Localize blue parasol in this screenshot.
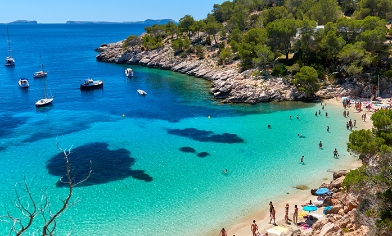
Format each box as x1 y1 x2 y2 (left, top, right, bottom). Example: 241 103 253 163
315 187 330 195
303 205 318 212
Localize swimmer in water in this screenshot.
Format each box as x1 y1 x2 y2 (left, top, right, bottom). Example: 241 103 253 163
268 124 271 129
319 141 323 148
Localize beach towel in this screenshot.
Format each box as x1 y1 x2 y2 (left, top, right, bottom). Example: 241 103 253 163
266 226 288 235
298 210 308 218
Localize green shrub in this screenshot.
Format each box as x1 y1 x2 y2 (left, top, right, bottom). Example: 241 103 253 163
271 63 288 76
342 166 368 191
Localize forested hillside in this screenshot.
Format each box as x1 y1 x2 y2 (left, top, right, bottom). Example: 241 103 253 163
123 0 392 97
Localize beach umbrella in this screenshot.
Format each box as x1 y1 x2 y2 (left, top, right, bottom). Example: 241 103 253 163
302 205 318 213
315 187 330 195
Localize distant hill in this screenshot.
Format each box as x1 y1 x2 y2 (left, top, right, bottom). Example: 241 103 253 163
7 20 38 24
66 19 176 25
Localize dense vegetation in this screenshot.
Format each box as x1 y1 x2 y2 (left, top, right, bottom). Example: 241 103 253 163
123 0 392 96
345 109 392 234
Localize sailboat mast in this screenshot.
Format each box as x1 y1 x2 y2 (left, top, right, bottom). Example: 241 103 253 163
6 28 12 57
40 54 45 72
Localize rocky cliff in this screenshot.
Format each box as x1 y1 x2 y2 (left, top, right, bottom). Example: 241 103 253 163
307 170 370 236
95 42 386 104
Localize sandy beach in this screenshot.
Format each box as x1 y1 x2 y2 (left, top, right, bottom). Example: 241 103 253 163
227 98 373 236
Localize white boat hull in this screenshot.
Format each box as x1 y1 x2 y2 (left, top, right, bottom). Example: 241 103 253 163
137 89 147 95
33 71 48 78
5 57 15 66
18 79 29 88
35 98 53 107
125 68 133 77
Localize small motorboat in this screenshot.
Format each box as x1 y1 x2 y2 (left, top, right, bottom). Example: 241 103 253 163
137 89 147 95
18 78 29 88
125 68 133 77
80 78 103 90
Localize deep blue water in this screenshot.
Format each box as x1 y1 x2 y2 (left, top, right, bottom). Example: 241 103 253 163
0 24 358 235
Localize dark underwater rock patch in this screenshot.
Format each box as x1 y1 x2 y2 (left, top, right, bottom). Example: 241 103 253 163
167 128 244 143
46 142 152 187
179 146 196 153
197 152 210 158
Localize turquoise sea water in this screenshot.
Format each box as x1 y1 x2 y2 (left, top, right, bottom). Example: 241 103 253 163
0 24 356 235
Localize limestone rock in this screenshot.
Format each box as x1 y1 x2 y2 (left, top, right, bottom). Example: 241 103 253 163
330 176 345 189
333 170 349 180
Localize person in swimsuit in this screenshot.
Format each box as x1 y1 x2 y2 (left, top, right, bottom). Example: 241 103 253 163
293 205 298 225
285 203 289 223
269 206 276 224
220 228 227 236
251 220 258 236
319 141 323 148
300 156 304 164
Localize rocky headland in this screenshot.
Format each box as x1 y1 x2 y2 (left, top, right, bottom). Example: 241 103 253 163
95 41 390 104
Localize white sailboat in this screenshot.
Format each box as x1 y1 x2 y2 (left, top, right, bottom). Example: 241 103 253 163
33 54 48 78
35 75 53 107
4 28 15 66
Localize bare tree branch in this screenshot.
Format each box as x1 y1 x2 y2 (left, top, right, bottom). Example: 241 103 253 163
1 141 91 235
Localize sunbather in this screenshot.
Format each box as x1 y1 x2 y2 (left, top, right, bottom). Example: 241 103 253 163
301 200 313 206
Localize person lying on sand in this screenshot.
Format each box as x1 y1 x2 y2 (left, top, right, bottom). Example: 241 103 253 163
301 200 313 206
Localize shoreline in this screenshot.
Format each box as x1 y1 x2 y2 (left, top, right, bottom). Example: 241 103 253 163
96 43 360 103
227 97 372 236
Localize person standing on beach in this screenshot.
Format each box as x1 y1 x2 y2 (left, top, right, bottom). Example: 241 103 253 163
354 120 356 127
285 204 289 223
293 205 298 225
251 220 258 236
269 206 276 225
220 228 227 236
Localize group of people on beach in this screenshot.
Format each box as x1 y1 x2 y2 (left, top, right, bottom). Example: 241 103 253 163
244 201 301 236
